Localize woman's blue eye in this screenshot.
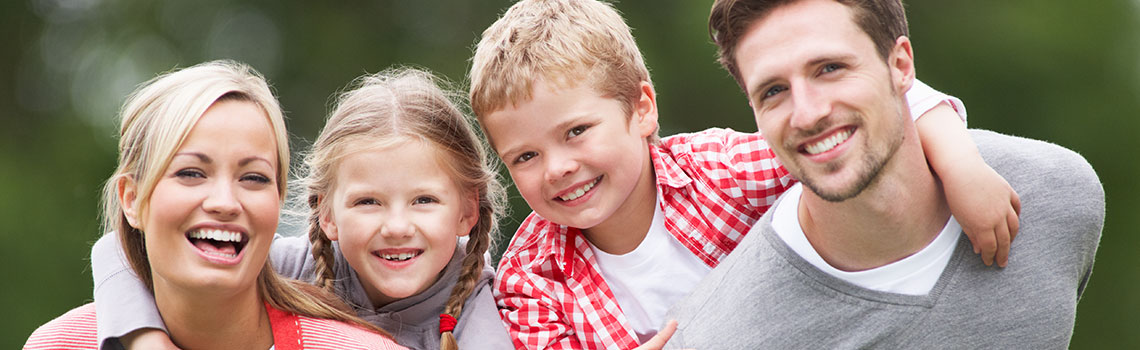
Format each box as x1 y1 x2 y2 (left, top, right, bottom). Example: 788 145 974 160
242 174 271 184
175 169 205 179
354 198 378 206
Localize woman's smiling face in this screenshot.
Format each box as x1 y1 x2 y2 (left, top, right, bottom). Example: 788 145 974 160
132 99 281 296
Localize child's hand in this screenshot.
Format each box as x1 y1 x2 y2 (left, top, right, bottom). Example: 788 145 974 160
120 328 180 350
943 158 1021 267
634 320 679 350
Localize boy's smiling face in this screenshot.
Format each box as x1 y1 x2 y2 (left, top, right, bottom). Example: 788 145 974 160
482 79 658 232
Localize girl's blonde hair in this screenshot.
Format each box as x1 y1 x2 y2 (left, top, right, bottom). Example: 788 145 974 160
299 67 506 350
100 60 390 338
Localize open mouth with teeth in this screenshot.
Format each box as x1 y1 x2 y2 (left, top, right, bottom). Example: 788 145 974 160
373 249 424 262
801 127 854 155
556 176 603 202
186 229 248 259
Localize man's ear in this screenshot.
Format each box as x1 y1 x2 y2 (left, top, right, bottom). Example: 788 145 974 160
888 36 916 94
117 175 142 230
633 81 660 139
317 196 339 241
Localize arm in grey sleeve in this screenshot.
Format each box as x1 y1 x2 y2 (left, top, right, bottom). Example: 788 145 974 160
91 232 165 350
268 234 319 282
456 271 514 349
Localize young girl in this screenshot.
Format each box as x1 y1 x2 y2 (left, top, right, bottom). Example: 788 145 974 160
89 68 513 350
27 60 401 350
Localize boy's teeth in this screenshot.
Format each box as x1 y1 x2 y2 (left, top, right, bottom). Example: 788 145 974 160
559 178 598 201
805 129 852 155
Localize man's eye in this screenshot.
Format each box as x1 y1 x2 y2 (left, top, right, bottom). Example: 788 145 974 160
764 85 787 99
822 63 843 74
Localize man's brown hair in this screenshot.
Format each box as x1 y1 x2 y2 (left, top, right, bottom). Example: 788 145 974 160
708 0 909 90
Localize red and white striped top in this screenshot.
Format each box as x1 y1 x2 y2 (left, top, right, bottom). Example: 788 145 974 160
24 303 406 350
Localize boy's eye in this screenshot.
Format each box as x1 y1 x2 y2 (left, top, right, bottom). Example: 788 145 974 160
567 125 589 138
413 196 439 205
515 151 537 164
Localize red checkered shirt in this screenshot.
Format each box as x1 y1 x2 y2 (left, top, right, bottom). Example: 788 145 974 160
494 128 794 350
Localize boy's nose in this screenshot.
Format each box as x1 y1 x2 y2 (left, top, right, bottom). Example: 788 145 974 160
203 181 241 219
544 152 579 184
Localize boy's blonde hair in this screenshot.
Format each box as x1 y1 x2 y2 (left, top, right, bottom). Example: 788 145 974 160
298 67 507 350
101 60 390 338
470 0 659 142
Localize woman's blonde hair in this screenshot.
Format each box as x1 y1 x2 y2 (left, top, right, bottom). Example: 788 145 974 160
298 67 507 350
100 60 390 338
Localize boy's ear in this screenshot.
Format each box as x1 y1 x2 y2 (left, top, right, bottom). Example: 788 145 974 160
457 194 479 238
317 196 339 241
633 81 659 138
117 175 142 230
888 36 916 94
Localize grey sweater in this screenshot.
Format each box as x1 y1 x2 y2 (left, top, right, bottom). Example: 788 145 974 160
665 129 1104 349
91 234 512 350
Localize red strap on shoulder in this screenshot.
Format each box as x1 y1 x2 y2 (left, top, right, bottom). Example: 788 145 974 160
267 302 303 350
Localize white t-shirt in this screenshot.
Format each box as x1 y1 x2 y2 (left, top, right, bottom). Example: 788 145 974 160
771 184 961 295
589 193 712 343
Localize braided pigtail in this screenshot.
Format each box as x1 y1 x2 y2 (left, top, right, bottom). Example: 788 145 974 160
307 194 338 291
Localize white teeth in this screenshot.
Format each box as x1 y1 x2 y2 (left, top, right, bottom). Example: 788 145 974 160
805 129 851 155
379 252 418 261
189 229 242 242
559 178 598 201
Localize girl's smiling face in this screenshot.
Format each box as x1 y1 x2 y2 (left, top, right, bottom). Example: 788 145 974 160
320 138 478 306
127 100 280 296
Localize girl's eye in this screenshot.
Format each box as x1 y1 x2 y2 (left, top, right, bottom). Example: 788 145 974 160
241 173 272 184
354 198 379 206
175 169 205 179
413 196 439 205
568 125 589 138
515 151 537 164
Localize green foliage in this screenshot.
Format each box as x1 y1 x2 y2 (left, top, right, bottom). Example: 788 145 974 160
3 0 1135 348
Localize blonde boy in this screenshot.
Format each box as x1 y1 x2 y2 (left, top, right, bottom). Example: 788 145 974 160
469 0 1019 348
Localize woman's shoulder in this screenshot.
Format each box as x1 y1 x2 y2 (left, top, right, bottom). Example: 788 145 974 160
24 303 100 350
294 315 406 350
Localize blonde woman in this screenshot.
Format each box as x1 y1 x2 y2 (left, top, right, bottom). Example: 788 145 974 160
25 60 404 350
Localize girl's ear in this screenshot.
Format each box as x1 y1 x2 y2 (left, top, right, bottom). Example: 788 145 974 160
317 196 339 241
456 194 479 238
117 175 142 230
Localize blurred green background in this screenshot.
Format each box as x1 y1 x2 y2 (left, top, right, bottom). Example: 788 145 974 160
3 0 1135 347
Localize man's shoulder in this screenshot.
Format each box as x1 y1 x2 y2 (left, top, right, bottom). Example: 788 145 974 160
972 129 1100 194
24 303 99 350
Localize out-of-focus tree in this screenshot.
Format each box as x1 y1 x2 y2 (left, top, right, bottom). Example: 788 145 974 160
3 0 1135 348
